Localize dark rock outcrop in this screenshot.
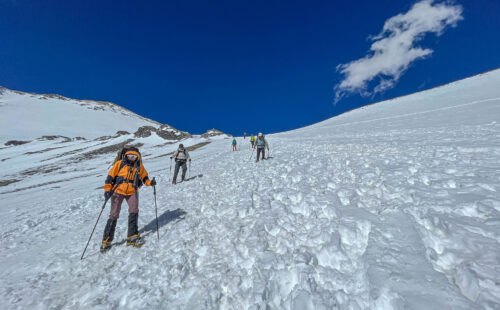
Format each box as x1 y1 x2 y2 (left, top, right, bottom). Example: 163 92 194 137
5 140 31 146
134 126 157 138
201 129 229 138
156 124 192 140
37 135 72 142
95 135 113 141
0 179 20 187
115 131 130 137
94 131 131 141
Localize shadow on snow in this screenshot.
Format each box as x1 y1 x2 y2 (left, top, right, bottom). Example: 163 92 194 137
184 174 203 182
140 208 187 234
107 208 187 248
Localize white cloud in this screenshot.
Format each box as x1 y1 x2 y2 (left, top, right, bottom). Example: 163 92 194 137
334 0 463 103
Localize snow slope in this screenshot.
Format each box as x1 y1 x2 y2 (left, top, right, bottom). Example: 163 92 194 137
0 87 160 142
1 69 500 309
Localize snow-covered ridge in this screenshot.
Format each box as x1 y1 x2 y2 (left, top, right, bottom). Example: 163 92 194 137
0 85 155 119
0 86 162 143
283 68 500 135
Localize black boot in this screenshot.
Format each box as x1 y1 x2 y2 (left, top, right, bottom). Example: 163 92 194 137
126 213 142 247
101 219 117 252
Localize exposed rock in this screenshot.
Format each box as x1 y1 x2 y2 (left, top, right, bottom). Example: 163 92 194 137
73 137 86 141
37 135 72 142
41 147 88 162
131 143 144 149
186 141 211 151
94 135 113 141
21 164 61 176
0 86 23 96
156 124 192 140
94 131 131 141
0 179 20 187
46 94 69 100
201 128 230 138
24 146 66 155
154 141 176 148
134 126 157 138
73 139 136 162
115 131 130 137
5 140 31 146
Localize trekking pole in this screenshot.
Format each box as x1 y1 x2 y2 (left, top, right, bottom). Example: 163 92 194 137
153 179 159 241
188 160 191 179
169 158 172 181
248 147 255 162
80 186 116 260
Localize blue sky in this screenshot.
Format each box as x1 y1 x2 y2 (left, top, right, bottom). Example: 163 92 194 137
1 0 499 135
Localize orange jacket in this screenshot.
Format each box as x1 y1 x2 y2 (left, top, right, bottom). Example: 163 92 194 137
104 150 152 196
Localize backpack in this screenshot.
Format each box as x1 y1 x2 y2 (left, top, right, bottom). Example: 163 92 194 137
256 137 266 148
175 149 187 160
114 146 141 164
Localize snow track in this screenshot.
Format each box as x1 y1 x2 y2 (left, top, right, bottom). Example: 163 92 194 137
1 70 500 309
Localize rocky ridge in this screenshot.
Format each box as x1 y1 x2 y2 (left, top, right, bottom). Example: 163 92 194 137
201 128 230 138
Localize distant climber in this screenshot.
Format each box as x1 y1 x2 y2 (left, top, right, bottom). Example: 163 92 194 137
232 138 237 151
170 144 191 184
101 146 156 252
250 134 256 148
255 133 269 162
244 132 247 139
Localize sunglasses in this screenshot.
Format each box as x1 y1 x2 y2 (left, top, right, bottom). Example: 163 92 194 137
126 155 138 160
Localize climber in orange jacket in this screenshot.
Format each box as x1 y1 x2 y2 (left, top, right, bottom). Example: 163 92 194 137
101 147 156 252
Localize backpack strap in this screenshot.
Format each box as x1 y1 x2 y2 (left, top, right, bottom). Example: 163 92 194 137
118 159 141 178
175 149 186 159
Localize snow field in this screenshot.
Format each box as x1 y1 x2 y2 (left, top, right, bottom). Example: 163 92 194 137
1 69 500 309
7 128 493 309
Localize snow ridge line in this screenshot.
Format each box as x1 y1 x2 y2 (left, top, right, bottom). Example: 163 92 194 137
313 97 500 129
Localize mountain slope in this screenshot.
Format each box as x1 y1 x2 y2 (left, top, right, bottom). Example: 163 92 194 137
0 86 160 142
1 69 500 309
289 69 500 135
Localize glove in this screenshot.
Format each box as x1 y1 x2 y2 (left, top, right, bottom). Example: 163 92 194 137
104 191 113 200
189 159 192 162
150 178 156 186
